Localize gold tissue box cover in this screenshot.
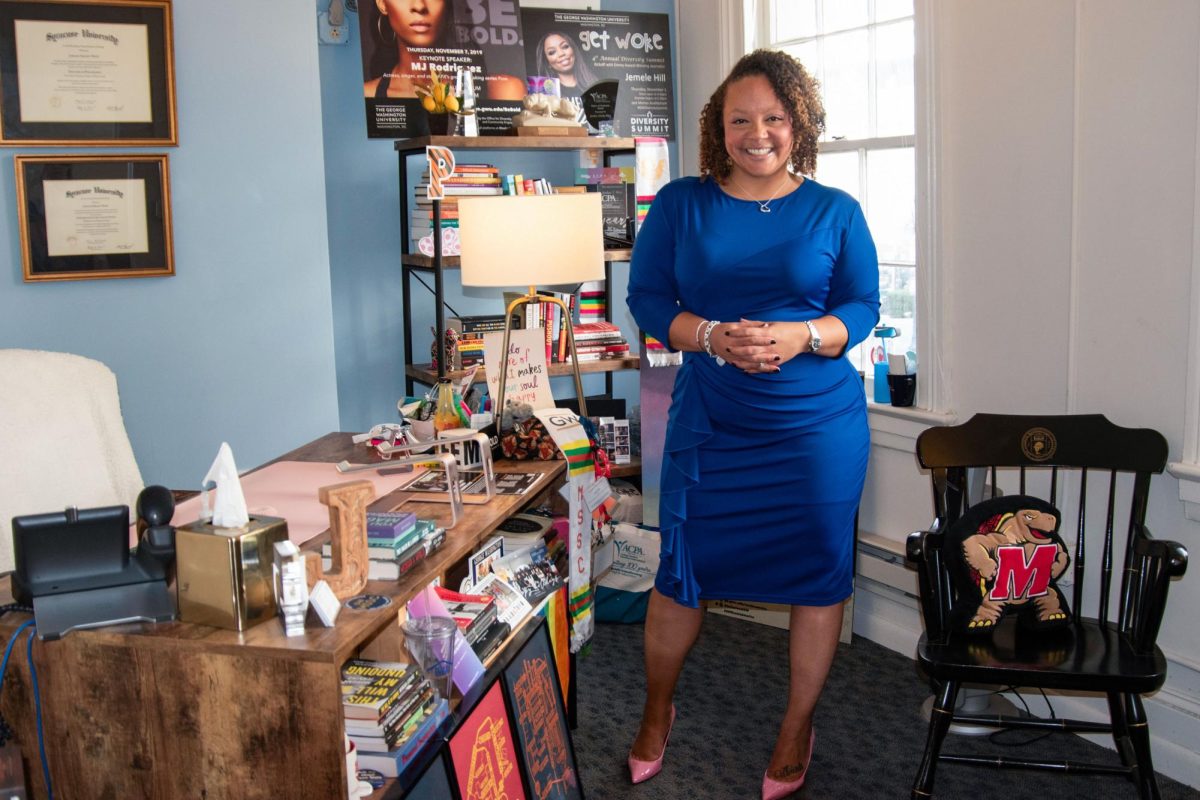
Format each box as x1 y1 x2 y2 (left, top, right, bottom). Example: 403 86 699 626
175 515 289 631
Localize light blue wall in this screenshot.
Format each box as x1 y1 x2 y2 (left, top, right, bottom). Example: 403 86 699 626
319 0 676 431
0 0 340 488
0 0 676 491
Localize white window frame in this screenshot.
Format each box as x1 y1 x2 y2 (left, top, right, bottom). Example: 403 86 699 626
1166 52 1200 519
743 0 949 419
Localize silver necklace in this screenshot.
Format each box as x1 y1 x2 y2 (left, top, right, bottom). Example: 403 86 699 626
727 172 793 213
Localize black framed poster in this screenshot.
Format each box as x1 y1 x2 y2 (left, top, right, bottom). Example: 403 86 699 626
501 619 582 800
358 0 527 139
521 8 674 139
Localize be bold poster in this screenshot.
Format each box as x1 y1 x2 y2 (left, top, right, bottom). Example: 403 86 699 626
358 0 527 138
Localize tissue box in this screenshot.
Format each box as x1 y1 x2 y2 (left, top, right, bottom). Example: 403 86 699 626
175 515 289 631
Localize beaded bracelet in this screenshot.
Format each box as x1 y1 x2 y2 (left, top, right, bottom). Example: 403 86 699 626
694 318 709 350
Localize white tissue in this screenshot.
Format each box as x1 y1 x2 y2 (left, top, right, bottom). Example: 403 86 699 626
202 441 250 528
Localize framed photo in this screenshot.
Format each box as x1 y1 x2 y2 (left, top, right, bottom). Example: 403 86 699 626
15 153 173 282
447 679 528 800
502 619 582 800
0 0 177 145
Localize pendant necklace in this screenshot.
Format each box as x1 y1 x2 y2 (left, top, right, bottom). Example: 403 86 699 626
727 172 794 214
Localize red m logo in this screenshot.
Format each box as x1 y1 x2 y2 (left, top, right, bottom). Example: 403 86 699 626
989 544 1058 601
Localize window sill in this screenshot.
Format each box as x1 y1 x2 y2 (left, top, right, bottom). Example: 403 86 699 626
865 397 956 452
1166 462 1200 522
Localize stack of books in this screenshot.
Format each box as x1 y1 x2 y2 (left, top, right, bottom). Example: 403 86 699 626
433 585 497 646
447 314 510 369
342 659 450 778
321 515 444 580
411 163 502 251
569 320 630 363
578 280 606 322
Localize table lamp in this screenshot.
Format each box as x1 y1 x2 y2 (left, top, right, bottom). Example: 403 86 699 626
457 192 605 426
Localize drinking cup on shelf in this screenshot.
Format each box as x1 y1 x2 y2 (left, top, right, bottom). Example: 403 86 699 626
402 616 457 700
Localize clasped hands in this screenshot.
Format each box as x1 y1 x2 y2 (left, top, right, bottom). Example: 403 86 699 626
714 318 804 374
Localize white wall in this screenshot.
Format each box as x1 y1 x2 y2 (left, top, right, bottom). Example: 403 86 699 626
680 0 1200 788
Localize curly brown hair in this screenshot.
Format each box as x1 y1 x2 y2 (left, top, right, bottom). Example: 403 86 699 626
698 50 825 182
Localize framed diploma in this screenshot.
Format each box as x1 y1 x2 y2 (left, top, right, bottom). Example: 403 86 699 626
0 0 176 145
15 153 173 281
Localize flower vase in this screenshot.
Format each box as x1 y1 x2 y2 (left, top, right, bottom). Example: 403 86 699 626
426 112 451 136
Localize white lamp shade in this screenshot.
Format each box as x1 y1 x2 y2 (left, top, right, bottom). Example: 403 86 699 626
457 193 606 287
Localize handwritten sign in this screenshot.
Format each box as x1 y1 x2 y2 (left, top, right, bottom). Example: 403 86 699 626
483 327 554 415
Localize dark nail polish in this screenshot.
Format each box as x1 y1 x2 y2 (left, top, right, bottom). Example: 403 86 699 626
770 339 777 344
774 356 781 361
724 331 730 336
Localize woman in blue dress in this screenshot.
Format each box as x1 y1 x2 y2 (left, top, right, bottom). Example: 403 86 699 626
625 50 880 799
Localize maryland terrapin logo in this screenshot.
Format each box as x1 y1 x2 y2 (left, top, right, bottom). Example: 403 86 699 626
1021 427 1057 461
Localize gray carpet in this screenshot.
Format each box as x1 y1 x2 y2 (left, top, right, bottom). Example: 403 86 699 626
573 613 1200 799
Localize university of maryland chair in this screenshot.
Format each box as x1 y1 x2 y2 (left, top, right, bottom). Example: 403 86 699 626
0 349 144 573
905 413 1187 799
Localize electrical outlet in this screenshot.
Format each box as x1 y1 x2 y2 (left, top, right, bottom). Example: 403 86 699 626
317 11 349 45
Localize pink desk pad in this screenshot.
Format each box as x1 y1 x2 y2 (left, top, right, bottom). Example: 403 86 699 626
167 461 425 546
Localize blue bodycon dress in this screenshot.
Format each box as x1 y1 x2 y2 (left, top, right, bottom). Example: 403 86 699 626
626 176 880 609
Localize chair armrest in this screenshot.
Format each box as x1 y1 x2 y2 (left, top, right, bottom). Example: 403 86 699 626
905 529 941 564
1135 529 1188 579
906 529 952 643
1126 525 1189 652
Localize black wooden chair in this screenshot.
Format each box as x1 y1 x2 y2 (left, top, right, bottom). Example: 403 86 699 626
905 413 1188 799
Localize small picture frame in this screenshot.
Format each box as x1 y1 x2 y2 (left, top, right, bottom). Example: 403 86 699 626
0 0 177 145
15 153 173 282
501 619 582 800
447 679 528 800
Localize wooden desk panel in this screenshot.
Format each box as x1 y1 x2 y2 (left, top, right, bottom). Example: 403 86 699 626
0 432 565 800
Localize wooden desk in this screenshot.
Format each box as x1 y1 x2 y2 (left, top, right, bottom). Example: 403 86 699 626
0 432 565 800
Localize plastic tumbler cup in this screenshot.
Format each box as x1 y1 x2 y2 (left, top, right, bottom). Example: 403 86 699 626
402 616 457 700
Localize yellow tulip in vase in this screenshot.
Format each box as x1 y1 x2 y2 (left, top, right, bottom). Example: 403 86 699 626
416 67 467 136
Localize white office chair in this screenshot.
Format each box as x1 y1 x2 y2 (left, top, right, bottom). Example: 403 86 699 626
0 349 144 574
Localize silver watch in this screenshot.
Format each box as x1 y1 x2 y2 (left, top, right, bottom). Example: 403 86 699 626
804 320 822 353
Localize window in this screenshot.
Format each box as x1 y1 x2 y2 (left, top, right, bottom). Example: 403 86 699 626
754 0 917 386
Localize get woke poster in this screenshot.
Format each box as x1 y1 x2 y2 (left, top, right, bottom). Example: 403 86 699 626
521 7 675 139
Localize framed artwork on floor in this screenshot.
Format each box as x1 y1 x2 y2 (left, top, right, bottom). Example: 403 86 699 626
15 153 174 282
502 619 582 800
0 0 177 145
447 679 528 800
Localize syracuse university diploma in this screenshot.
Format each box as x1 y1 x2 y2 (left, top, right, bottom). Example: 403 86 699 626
43 178 148 258
13 19 151 123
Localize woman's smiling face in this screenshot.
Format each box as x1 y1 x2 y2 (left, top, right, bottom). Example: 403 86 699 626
543 34 576 75
722 74 794 183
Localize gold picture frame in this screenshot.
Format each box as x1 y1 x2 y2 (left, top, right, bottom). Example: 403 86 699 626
0 0 177 146
15 153 174 282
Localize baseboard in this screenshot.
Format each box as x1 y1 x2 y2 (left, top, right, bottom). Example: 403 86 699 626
851 577 921 657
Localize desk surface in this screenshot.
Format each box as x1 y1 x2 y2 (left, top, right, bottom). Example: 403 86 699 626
1 431 566 666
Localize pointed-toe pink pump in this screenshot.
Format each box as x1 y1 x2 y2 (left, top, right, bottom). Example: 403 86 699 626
627 706 676 785
761 728 814 800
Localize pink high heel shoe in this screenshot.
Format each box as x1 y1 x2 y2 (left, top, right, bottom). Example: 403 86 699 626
761 728 815 800
627 706 676 785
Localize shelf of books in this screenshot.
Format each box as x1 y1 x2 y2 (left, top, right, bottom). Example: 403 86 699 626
406 356 639 387
399 248 633 271
395 134 635 153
